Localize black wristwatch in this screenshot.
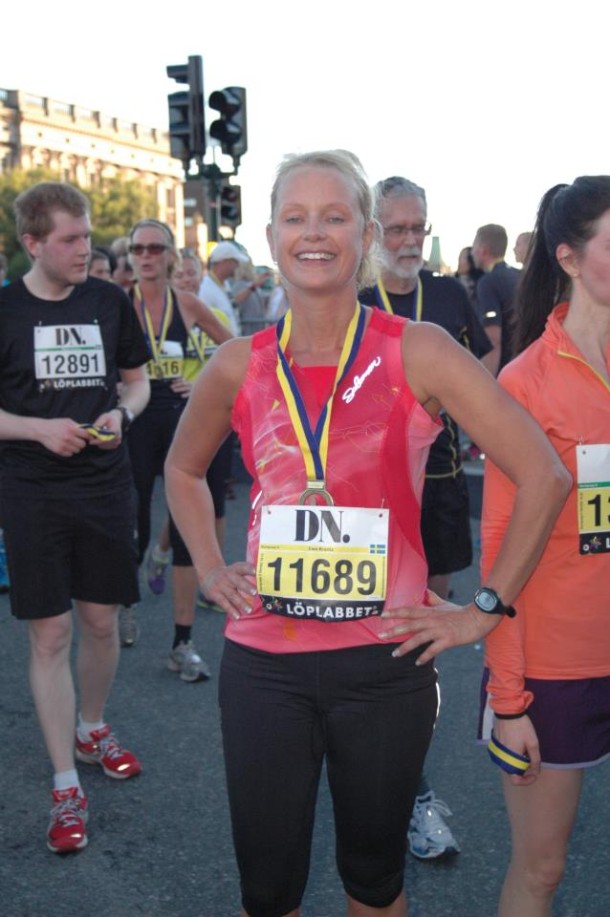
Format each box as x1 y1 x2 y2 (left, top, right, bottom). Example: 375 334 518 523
116 405 135 434
473 587 516 618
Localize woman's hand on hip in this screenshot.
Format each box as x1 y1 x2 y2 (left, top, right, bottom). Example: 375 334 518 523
379 589 501 665
201 562 257 619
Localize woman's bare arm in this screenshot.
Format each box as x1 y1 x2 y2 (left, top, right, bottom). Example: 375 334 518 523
379 322 571 663
165 338 255 617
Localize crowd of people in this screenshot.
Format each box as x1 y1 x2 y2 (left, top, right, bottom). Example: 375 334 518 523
0 154 608 917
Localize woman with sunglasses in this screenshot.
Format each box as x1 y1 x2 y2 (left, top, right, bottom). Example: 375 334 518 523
165 151 569 916
146 249 233 597
123 219 231 682
480 177 610 916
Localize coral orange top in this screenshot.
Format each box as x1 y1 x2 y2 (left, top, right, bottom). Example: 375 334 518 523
482 303 610 714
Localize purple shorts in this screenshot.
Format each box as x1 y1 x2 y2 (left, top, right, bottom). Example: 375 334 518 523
478 668 610 769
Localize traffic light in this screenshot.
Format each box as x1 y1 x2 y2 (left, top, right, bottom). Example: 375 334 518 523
166 55 205 166
219 181 242 229
208 87 248 165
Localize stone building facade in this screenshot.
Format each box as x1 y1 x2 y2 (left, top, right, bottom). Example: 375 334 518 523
0 87 185 243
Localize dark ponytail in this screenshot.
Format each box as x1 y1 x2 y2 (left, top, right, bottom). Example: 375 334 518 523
513 185 568 354
514 176 610 355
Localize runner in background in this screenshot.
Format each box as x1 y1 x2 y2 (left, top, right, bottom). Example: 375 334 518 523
121 220 231 682
146 248 232 605
480 176 610 917
0 182 150 853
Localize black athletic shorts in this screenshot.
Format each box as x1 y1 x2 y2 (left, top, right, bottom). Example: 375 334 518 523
1 484 139 620
219 639 439 917
420 471 472 576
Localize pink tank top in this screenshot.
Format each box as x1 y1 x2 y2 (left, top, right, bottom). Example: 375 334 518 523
228 308 440 652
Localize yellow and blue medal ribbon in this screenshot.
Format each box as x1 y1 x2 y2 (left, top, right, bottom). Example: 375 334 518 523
487 730 531 776
79 423 116 442
374 276 423 321
135 283 173 364
275 303 366 492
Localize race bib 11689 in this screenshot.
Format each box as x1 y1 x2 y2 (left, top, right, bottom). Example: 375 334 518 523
257 504 389 622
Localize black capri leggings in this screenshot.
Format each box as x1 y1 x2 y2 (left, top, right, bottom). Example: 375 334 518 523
219 639 439 917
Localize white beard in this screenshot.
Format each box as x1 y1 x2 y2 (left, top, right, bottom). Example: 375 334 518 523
380 247 424 282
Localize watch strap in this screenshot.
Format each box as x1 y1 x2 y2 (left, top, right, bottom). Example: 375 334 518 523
117 405 134 432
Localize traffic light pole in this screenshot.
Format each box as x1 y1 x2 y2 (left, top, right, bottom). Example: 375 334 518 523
166 55 205 171
166 58 247 243
201 163 223 243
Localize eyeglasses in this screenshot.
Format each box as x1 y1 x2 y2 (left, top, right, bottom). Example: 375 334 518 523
129 243 169 256
383 223 431 240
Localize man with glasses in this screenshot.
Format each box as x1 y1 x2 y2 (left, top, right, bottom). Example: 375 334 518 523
0 182 150 853
360 176 492 860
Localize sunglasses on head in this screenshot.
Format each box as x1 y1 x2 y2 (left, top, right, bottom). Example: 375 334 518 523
129 243 169 256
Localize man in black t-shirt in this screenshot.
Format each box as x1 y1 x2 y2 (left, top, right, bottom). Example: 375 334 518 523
361 176 492 861
0 183 150 854
472 223 521 373
362 177 492 599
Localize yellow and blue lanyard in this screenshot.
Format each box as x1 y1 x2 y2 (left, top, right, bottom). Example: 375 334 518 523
275 303 365 489
374 276 423 321
135 283 173 363
375 275 463 478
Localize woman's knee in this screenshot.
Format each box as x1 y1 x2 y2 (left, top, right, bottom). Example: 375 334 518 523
518 850 567 899
341 868 404 912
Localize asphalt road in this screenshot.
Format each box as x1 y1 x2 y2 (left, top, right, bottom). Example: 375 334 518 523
1 467 608 917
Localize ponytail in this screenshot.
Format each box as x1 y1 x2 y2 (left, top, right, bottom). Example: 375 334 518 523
514 176 610 354
513 185 569 354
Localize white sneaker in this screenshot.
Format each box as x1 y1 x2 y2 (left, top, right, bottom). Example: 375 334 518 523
407 790 460 860
168 641 211 682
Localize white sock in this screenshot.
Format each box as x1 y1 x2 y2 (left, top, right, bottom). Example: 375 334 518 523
77 715 105 742
53 769 81 793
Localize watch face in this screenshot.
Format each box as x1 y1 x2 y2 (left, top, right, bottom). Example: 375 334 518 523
476 589 498 613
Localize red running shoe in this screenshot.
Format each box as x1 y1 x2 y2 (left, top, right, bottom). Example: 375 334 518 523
47 787 88 854
75 724 142 780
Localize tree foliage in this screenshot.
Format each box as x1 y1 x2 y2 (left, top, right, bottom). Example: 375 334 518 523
0 168 58 276
88 176 157 247
0 169 158 279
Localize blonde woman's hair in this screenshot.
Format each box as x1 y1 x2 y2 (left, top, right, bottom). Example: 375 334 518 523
177 247 204 278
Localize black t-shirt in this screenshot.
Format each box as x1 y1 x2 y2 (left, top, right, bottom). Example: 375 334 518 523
360 270 492 476
0 277 149 493
476 261 520 370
